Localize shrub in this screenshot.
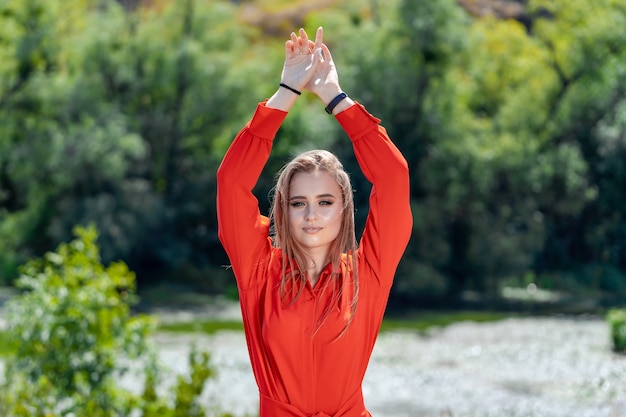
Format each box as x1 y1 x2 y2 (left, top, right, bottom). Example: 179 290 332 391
607 308 626 353
0 225 227 417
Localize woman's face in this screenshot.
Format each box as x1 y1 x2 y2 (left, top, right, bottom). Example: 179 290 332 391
288 170 343 256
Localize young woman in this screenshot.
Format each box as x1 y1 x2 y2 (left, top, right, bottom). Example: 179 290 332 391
217 27 412 417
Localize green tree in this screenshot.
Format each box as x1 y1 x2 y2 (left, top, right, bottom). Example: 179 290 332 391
439 15 595 296
0 0 146 284
528 0 626 290
0 0 264 291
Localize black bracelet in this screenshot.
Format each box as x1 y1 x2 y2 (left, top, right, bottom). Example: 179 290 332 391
325 92 348 114
279 82 301 95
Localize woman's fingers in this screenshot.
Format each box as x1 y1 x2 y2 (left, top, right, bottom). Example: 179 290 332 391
285 40 294 58
285 28 324 57
314 27 323 52
295 28 321 56
321 43 332 62
299 28 310 54
290 32 298 56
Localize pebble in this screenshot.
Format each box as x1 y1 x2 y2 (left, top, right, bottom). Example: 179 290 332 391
135 317 626 417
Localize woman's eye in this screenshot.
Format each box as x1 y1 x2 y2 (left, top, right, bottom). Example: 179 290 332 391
320 200 333 206
290 201 305 207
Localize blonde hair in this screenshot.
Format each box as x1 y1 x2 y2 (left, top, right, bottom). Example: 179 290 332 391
269 150 358 335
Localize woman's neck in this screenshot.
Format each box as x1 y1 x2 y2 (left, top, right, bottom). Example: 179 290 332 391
305 251 330 287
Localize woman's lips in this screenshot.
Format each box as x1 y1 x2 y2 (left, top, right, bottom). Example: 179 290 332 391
303 227 322 233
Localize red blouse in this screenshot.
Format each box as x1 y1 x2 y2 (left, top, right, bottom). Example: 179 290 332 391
217 101 412 417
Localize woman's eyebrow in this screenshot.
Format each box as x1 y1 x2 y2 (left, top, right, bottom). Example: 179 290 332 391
289 193 336 201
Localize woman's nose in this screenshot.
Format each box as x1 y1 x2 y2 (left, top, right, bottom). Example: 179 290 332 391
304 204 318 221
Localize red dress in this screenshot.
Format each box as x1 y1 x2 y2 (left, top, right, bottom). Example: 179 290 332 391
217 101 412 417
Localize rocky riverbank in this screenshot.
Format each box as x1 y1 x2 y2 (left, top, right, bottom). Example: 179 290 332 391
146 315 626 417
2 286 625 416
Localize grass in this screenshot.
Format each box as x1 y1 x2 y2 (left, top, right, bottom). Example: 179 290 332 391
380 311 512 333
158 310 511 335
158 320 244 334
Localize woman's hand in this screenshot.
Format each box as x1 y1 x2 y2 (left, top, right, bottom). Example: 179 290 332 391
280 28 323 92
304 28 341 101
303 28 353 113
269 27 353 113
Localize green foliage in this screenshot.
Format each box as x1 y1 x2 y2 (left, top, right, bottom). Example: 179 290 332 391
525 0 626 274
140 346 221 417
0 0 262 290
1 0 626 305
0 330 9 356
0 225 226 417
0 0 150 279
395 0 625 298
3 225 153 400
607 308 626 353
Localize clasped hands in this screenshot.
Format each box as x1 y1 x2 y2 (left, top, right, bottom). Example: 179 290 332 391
280 27 342 102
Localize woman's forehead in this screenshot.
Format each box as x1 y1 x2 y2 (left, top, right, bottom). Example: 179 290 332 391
289 170 340 196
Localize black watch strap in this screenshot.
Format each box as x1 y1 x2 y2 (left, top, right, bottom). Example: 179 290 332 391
325 92 348 114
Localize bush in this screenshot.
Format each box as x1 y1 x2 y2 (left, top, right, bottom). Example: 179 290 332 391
607 308 626 353
0 225 229 417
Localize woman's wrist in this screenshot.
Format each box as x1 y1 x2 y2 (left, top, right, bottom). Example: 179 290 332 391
317 87 343 106
320 89 354 115
279 82 302 96
266 86 299 112
328 95 354 115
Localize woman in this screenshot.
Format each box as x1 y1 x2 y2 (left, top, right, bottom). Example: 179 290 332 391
217 27 412 417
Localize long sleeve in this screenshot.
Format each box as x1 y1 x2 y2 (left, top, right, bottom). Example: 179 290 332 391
216 102 288 289
336 102 412 288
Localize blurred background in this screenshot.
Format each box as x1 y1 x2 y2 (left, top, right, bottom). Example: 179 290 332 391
1 0 626 313
1 0 626 415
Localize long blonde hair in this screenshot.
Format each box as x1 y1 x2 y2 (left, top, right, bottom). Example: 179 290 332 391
269 150 358 335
